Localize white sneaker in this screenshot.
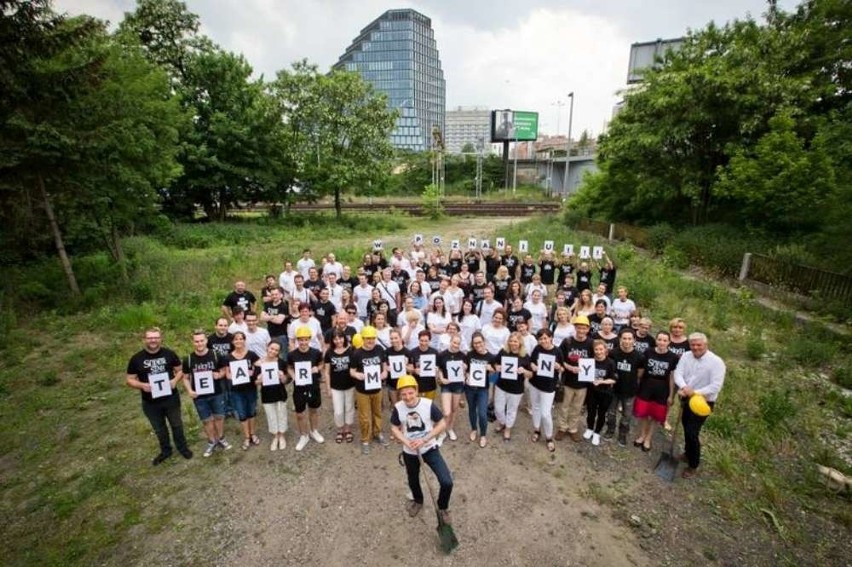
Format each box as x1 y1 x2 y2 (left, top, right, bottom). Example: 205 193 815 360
583 429 594 440
218 438 232 450
592 433 601 446
448 429 458 441
270 438 278 451
295 435 309 452
277 436 287 450
310 429 325 444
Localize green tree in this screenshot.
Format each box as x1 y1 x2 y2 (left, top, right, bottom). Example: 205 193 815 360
271 61 397 217
460 142 476 153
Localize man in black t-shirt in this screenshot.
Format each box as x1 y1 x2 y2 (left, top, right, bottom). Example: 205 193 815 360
183 330 230 457
222 281 256 320
312 288 337 333
501 245 520 280
605 328 646 446
261 288 290 359
349 326 389 454
556 316 595 442
208 317 235 417
125 327 192 465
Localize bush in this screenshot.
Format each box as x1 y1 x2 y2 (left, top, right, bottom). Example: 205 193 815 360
420 184 445 220
669 224 765 278
662 244 690 270
759 389 796 431
647 223 676 255
832 365 852 390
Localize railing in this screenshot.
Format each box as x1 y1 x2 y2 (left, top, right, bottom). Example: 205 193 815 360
575 218 610 239
612 222 650 248
746 253 852 302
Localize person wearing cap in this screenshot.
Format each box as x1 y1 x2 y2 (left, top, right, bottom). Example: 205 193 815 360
674 332 726 478
390 375 454 523
288 326 326 451
349 325 389 454
556 315 595 442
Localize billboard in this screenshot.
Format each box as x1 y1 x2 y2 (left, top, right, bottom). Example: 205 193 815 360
491 110 539 142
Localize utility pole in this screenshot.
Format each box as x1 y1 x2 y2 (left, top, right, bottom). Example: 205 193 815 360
564 92 574 195
475 136 484 199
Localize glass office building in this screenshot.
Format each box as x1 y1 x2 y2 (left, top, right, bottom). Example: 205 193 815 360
335 9 445 152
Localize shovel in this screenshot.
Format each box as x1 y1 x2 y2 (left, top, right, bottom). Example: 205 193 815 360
654 401 683 482
418 449 459 554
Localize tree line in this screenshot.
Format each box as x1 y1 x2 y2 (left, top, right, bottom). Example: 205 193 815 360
569 0 851 271
0 0 398 293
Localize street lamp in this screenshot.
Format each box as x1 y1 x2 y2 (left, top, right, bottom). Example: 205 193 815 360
564 92 574 195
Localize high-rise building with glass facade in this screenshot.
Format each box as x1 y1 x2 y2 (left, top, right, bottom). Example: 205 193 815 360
334 9 445 152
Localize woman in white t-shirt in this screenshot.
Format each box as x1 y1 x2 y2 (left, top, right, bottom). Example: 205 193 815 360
551 306 576 348
425 296 452 350
524 289 548 334
457 298 481 354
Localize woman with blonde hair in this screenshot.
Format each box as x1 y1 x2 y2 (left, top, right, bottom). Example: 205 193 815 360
551 306 575 348
494 332 532 441
572 288 595 318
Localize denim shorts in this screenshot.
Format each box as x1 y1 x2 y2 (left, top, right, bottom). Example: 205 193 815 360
194 393 226 421
231 389 258 421
442 382 464 395
487 371 500 386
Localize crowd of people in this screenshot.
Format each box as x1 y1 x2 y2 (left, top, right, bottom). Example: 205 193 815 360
126 240 725 485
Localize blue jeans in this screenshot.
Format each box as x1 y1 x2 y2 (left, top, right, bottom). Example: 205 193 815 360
231 389 258 421
465 386 489 436
193 393 225 421
141 395 188 455
403 447 453 510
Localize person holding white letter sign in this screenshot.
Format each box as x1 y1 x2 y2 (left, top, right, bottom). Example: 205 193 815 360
126 327 192 465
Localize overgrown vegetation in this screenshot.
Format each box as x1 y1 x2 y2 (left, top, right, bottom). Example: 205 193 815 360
569 0 852 273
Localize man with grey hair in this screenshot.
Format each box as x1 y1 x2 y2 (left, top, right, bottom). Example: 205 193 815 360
673 332 726 479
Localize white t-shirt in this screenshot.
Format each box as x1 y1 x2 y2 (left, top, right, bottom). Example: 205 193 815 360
477 299 500 327
401 323 425 350
426 311 452 350
246 327 271 358
611 298 636 325
552 323 576 348
524 300 548 333
352 284 374 318
278 270 298 295
287 318 323 350
322 261 343 279
458 314 481 353
375 280 400 310
481 324 510 356
296 258 315 279
228 321 248 336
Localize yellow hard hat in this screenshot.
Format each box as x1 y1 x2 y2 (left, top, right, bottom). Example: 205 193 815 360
295 326 312 339
351 333 364 348
689 393 712 417
361 325 378 339
397 375 418 391
572 315 590 327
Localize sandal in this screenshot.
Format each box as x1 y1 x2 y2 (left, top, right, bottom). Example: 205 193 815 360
479 436 487 448
250 434 261 446
531 430 541 443
494 423 505 433
503 430 511 442
241 438 251 451
469 430 477 442
335 432 344 444
344 431 354 443
547 439 556 453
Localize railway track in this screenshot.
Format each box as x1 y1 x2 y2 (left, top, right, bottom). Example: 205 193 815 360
278 201 560 216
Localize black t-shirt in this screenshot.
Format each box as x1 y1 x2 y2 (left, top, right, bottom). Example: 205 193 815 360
496 350 531 395
223 290 256 313
391 270 410 294
609 348 645 398
288 347 323 388
469 283 489 304
386 346 410 388
599 266 617 292
435 262 450 278
409 346 440 393
323 326 357 348
492 278 510 303
256 358 288 403
225 350 260 393
349 346 388 394
207 333 233 360
303 278 326 301
324 347 354 390
263 300 290 338
639 349 679 404
507 307 531 332
312 300 336 332
465 350 495 390
339 276 358 293
561 286 579 308
182 350 226 398
561 336 595 389
529 345 564 393
484 256 502 279
634 334 655 355
501 254 519 274
596 332 618 352
426 275 442 292
588 313 605 336
668 340 689 359
126 347 181 403
539 260 556 285
592 357 617 393
576 270 593 292
557 262 574 285
437 349 466 385
362 263 378 281
519 263 536 284
464 253 480 273
448 257 463 275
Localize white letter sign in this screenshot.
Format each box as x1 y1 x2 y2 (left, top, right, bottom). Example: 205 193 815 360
563 244 574 256
579 246 591 259
194 370 214 396
481 239 490 250
419 354 436 378
519 240 528 253
432 235 441 246
537 353 555 378
468 238 477 250
501 356 518 381
543 240 554 252
149 372 172 399
468 361 487 388
413 234 423 245
388 355 407 379
496 237 506 250
229 359 250 386
445 360 464 383
294 360 312 386
373 239 383 251
578 358 595 382
451 240 460 250
363 363 381 391
261 361 279 387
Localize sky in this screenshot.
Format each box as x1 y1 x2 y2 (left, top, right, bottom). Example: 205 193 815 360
54 0 800 138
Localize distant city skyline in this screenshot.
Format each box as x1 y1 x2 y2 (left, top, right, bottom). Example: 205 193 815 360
55 0 799 138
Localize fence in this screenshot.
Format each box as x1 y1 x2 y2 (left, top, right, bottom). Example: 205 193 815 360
743 253 852 303
574 217 852 304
